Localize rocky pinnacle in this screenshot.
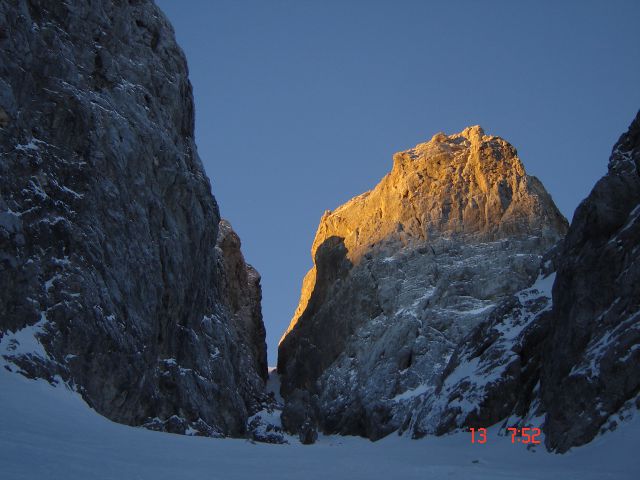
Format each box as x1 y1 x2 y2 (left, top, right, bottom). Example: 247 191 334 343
278 126 567 438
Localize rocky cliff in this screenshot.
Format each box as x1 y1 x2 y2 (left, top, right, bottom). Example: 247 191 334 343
411 111 640 452
278 126 568 438
541 110 640 452
0 0 267 437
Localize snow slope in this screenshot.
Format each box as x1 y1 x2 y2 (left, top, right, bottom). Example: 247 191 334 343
1 368 638 480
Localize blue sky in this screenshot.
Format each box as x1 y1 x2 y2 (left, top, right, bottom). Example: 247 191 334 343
156 0 640 363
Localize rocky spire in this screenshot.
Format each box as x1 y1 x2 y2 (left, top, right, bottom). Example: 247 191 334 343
278 127 567 438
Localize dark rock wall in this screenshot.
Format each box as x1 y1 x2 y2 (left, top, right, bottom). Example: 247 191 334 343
0 0 266 437
216 219 268 384
542 110 640 452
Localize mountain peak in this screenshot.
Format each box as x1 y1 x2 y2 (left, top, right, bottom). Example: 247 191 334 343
279 130 568 413
317 128 566 266
460 124 485 141
278 128 570 437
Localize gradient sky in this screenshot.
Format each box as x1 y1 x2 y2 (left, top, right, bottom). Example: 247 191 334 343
156 0 640 364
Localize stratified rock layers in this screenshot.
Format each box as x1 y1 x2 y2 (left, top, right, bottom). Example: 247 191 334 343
278 126 568 438
0 0 266 437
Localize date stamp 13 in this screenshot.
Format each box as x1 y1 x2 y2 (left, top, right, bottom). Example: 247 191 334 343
469 427 542 445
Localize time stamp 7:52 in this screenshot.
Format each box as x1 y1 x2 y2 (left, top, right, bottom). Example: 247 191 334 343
470 427 542 445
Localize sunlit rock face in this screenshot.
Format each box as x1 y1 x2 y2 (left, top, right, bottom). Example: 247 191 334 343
0 0 267 437
541 110 640 452
278 126 568 439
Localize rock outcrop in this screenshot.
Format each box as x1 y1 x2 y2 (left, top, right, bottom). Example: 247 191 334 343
278 113 640 452
409 251 559 439
412 111 640 453
0 0 267 437
278 126 568 438
216 219 268 384
541 110 640 452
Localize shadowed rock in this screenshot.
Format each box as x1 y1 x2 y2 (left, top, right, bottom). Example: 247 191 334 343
542 110 640 452
0 0 267 437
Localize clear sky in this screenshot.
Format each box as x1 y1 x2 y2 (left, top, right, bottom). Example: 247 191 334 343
156 0 640 364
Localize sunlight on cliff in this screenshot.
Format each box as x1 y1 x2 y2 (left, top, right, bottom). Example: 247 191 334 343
278 125 568 348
